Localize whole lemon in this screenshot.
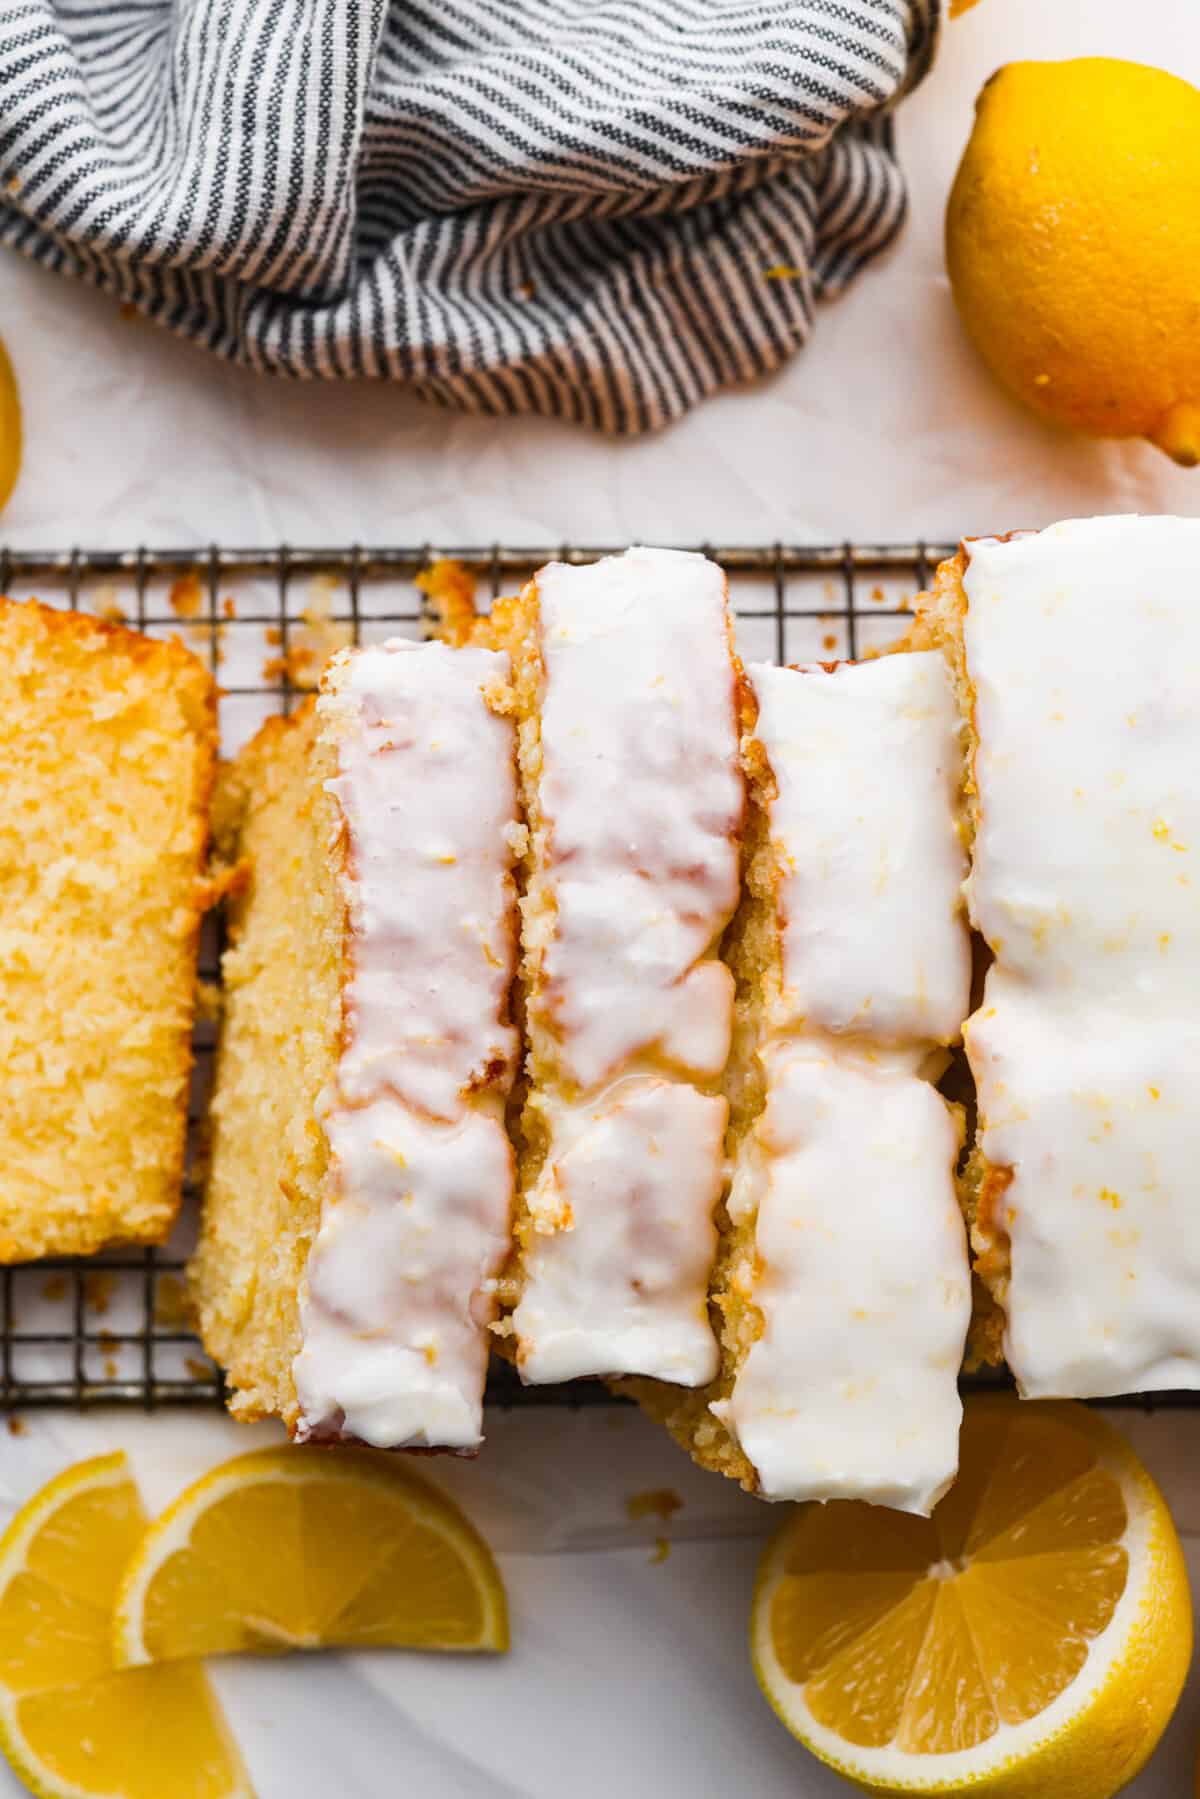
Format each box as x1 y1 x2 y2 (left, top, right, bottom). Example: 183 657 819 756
946 58 1200 464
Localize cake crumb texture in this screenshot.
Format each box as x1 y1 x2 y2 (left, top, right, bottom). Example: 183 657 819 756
0 598 216 1261
189 703 342 1425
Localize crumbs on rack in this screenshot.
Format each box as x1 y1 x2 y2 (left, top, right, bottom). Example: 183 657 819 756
625 1488 684 1524
168 572 204 619
262 575 352 689
416 558 478 645
83 1271 115 1315
154 1274 190 1329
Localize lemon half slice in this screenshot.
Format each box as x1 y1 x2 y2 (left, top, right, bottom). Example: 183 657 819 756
113 1446 508 1665
752 1397 1190 1797
0 1452 251 1799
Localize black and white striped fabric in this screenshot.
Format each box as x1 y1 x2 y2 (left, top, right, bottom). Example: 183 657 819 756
0 0 940 433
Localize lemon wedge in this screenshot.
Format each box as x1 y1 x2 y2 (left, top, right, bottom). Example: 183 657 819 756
113 1446 508 1665
0 1452 251 1799
752 1397 1190 1797
0 337 20 514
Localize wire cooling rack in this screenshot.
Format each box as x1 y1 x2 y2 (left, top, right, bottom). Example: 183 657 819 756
0 540 952 1414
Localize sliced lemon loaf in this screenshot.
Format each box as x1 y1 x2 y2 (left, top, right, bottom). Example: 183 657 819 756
632 651 973 1513
468 548 748 1389
191 638 521 1446
0 598 216 1261
914 517 1200 1398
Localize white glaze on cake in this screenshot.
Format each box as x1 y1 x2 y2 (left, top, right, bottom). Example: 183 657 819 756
295 1094 514 1447
715 1043 968 1511
329 643 518 1120
514 1077 726 1385
753 656 969 1049
514 548 743 1385
533 547 742 1090
963 516 1200 1397
716 656 971 1511
293 640 519 1449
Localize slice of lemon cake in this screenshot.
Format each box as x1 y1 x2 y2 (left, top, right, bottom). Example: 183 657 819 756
635 652 972 1513
0 598 216 1261
478 547 747 1386
915 516 1200 1397
192 639 520 1446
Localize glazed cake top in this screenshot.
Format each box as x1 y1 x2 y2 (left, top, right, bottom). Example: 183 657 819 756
294 639 518 1450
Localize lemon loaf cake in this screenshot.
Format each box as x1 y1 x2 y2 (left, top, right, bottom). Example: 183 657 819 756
915 516 1200 1398
473 547 747 1386
191 638 520 1446
634 653 973 1513
0 597 216 1262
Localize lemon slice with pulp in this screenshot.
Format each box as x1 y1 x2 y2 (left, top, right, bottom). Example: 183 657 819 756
113 1446 508 1665
0 1451 251 1799
752 1396 1190 1797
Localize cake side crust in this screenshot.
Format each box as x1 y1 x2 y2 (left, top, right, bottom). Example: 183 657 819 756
913 551 1009 1368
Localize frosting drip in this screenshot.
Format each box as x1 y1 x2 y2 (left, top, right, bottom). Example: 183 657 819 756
716 655 971 1511
515 1077 726 1386
717 1043 968 1512
535 547 742 1090
294 639 518 1449
330 644 517 1120
515 548 742 1385
296 1095 514 1447
754 656 969 1049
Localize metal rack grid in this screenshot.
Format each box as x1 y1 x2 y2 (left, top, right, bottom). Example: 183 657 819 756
0 539 953 1414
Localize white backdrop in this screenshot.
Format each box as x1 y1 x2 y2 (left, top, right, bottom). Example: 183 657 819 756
1 1 1199 1795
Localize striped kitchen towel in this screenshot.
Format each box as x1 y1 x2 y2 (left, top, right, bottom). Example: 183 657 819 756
0 0 940 434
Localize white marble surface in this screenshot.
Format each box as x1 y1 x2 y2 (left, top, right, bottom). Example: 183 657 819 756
2 0 1198 556
1 1404 1199 1798
0 0 1199 1794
